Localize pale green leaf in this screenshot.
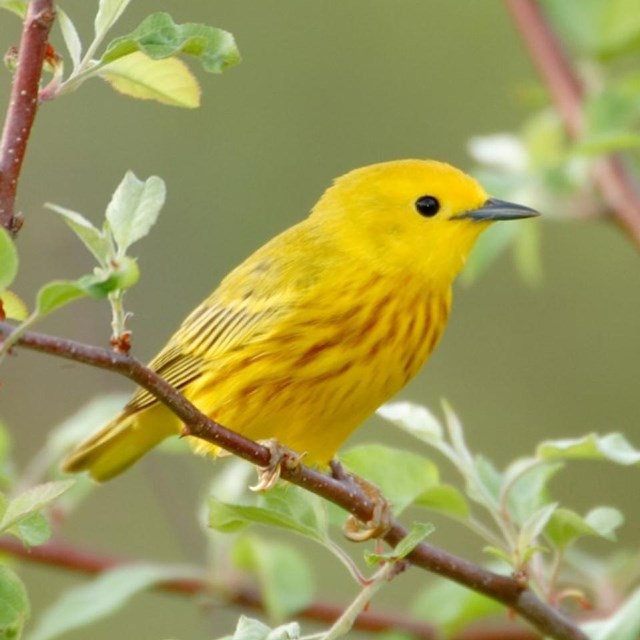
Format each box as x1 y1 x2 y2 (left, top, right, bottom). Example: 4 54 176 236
28 564 198 640
583 587 640 640
504 460 564 525
442 401 473 465
0 0 26 18
232 536 314 622
411 578 504 635
217 616 301 640
471 455 503 505
482 545 514 567
14 512 51 547
102 12 241 73
0 227 18 291
45 203 110 265
537 433 640 465
377 401 443 442
58 8 82 70
0 480 74 533
518 503 558 554
0 290 28 321
0 419 14 488
340 444 439 515
100 52 200 108
94 0 131 40
226 616 271 640
415 484 470 519
209 484 326 542
105 171 165 254
546 507 624 550
35 280 90 316
0 566 29 638
365 522 434 565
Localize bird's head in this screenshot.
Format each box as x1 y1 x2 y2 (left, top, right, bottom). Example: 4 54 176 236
311 159 538 285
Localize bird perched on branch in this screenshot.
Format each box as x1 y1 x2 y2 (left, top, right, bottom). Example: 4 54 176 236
63 159 538 483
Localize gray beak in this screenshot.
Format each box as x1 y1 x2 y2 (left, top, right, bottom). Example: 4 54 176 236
455 197 540 221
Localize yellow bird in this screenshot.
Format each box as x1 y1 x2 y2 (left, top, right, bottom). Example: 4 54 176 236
63 160 538 481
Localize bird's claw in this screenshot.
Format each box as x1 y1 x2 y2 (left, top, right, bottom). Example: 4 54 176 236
250 439 306 492
330 463 392 542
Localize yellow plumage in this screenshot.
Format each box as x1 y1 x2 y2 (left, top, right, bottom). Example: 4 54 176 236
63 160 537 481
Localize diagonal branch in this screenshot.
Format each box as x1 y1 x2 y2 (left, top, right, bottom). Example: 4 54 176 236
0 321 586 640
0 0 56 235
505 0 640 246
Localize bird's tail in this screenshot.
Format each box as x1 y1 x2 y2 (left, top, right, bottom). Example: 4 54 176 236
62 404 179 482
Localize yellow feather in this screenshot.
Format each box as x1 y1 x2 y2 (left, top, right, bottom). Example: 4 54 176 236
63 159 537 481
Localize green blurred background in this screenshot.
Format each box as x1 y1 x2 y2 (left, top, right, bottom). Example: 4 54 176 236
1 1 639 638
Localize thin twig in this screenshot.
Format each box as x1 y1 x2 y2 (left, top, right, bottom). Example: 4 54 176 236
505 0 640 246
0 0 55 235
0 321 586 640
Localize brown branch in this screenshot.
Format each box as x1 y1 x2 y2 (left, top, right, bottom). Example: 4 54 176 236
0 0 55 236
505 0 640 246
0 321 586 640
0 537 539 640
0 537 446 640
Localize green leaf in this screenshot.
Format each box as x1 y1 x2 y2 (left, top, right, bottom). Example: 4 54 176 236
377 401 443 442
209 484 327 542
415 484 470 519
100 51 200 108
0 419 14 489
0 290 28 322
232 536 314 622
583 587 640 640
0 227 18 291
339 444 439 515
45 204 111 266
537 433 640 465
482 545 514 567
216 616 302 640
0 0 26 18
35 281 90 316
503 460 564 525
105 171 165 254
546 507 624 550
517 503 557 557
411 578 504 635
365 522 434 565
102 12 241 73
28 563 198 640
0 480 74 534
94 0 131 40
58 8 82 70
14 512 51 547
0 566 29 639
471 455 503 505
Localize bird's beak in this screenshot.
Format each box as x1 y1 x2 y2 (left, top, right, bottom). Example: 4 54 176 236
455 197 540 222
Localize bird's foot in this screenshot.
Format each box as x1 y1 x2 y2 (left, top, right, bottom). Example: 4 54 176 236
250 439 307 492
330 460 393 542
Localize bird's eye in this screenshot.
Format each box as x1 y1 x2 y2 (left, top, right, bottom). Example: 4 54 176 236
415 195 440 217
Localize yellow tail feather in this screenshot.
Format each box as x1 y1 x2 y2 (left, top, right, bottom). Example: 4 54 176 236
62 404 180 482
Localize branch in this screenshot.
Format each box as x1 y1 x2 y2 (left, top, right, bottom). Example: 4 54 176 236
0 537 448 640
0 322 586 640
505 0 640 246
0 0 55 235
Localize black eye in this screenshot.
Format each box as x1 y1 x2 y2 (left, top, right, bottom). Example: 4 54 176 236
415 195 440 217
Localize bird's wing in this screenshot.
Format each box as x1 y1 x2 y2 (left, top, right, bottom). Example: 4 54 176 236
123 228 314 414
